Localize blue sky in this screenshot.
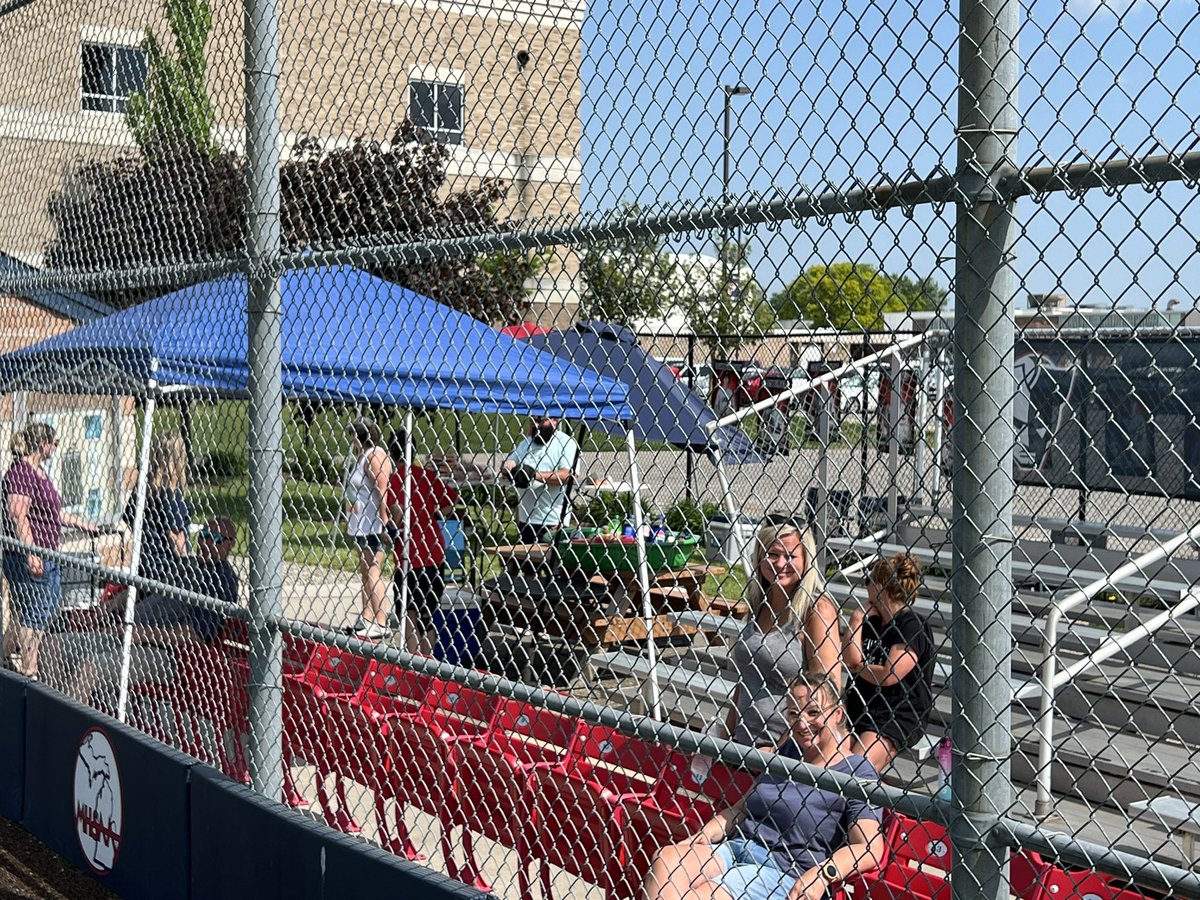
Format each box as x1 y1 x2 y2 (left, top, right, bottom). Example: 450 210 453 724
577 0 1199 308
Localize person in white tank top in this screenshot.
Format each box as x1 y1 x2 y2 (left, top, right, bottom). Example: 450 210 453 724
343 418 392 639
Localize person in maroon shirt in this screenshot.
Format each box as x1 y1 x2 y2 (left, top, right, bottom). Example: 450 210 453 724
3 423 97 678
385 429 458 654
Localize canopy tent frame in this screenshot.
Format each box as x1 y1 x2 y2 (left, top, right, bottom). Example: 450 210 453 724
0 267 677 744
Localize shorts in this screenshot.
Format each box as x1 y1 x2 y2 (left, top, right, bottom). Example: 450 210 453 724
712 838 801 900
392 564 445 628
851 707 922 753
3 552 61 631
350 533 386 555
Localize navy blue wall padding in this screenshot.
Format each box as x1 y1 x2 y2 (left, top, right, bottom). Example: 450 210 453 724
22 684 193 900
0 670 26 819
189 765 495 900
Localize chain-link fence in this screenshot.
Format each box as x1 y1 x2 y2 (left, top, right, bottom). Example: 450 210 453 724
1 0 1199 896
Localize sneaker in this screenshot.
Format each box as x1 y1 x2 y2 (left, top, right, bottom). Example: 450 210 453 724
386 611 400 629
354 621 388 640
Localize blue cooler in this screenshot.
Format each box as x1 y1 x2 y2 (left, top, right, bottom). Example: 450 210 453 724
433 586 483 666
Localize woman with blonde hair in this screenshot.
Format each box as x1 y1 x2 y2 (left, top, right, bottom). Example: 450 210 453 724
3 424 98 678
842 552 935 772
722 521 842 752
343 417 392 640
644 674 885 900
125 431 192 584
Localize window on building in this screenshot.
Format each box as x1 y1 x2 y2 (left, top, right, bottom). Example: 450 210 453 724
408 80 464 145
61 450 83 507
81 42 148 113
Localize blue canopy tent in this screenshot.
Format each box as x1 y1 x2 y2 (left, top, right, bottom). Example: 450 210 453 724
0 267 674 718
520 321 760 567
522 320 758 461
0 266 630 419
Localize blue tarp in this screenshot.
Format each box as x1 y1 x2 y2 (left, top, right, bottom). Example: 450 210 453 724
0 267 631 420
523 321 760 462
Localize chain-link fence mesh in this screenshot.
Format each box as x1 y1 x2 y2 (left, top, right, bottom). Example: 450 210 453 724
1 0 1199 896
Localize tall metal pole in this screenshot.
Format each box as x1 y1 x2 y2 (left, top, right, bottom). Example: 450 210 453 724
719 84 750 331
950 0 1020 893
244 0 284 801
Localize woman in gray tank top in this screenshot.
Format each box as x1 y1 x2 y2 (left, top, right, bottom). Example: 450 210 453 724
724 521 842 749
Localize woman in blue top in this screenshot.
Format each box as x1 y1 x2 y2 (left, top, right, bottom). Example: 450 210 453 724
644 675 885 900
126 432 191 584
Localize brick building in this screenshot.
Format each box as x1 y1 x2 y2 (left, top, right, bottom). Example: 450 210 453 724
0 0 584 322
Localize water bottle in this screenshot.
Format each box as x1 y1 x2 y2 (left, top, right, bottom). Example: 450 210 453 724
621 517 636 538
935 736 953 802
652 515 669 544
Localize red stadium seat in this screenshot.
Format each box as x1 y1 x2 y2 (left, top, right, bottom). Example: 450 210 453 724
374 676 499 884
610 754 756 900
1030 864 1159 900
848 812 950 900
525 722 675 900
321 661 434 859
282 644 372 832
452 697 579 896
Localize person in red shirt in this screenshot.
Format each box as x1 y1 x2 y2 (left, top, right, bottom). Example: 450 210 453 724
385 429 458 654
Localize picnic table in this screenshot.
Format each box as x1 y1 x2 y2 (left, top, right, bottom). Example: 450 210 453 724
479 544 724 682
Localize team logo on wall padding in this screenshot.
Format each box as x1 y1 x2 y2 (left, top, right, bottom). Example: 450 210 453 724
74 728 123 874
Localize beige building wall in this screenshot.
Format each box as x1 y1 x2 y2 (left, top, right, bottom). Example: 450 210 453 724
0 0 583 290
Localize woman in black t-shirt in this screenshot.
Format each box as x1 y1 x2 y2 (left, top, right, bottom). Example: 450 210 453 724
842 553 935 772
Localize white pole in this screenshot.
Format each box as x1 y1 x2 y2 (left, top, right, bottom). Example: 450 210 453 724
625 427 660 719
399 408 415 651
116 369 159 723
929 343 947 506
815 384 831 571
912 345 929 506
886 349 902 530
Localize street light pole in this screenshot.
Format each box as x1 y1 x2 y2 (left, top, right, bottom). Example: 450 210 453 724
720 83 752 317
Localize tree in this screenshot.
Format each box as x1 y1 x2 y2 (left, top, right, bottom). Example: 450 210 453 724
578 205 677 327
771 262 942 331
683 240 773 360
125 0 216 157
44 121 539 323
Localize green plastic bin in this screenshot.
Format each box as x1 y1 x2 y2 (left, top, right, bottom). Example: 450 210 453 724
555 533 700 573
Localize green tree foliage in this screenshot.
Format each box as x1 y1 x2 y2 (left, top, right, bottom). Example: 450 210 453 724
684 239 774 360
771 262 942 331
44 121 540 321
125 0 216 156
579 205 676 327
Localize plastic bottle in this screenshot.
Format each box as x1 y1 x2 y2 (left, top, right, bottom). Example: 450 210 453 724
621 517 637 538
652 515 669 544
935 735 953 802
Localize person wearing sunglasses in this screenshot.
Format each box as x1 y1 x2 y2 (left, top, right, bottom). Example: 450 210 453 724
3 423 99 679
44 517 240 713
643 675 885 900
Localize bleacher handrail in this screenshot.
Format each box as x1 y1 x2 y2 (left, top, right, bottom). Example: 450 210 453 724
1028 520 1200 817
706 332 928 431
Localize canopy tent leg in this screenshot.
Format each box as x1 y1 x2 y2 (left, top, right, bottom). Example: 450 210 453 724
116 373 159 723
624 427 660 720
398 409 415 652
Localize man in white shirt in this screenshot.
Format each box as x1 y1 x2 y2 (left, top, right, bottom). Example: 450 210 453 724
502 415 579 543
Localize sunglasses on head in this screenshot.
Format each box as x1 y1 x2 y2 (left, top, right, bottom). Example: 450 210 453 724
199 529 229 544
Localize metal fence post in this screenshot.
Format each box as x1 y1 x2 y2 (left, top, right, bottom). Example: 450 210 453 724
244 0 285 801
951 0 1021 893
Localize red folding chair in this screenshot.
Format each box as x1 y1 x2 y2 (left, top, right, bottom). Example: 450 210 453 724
525 722 676 900
376 677 499 884
282 643 373 832
322 661 435 860
610 753 756 900
452 697 579 896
